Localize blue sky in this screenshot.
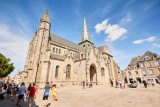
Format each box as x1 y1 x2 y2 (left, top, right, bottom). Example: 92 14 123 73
0 0 160 77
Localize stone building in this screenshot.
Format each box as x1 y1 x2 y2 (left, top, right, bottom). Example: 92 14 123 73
124 51 160 84
23 11 119 88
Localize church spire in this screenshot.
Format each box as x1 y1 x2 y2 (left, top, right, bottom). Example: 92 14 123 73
41 10 50 23
81 18 91 42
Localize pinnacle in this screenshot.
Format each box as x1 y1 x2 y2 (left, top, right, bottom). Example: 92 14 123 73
41 10 50 22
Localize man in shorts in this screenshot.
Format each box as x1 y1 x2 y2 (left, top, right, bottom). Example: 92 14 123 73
17 82 26 107
43 82 50 106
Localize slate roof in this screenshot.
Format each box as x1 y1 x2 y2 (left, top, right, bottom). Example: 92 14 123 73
50 54 65 61
98 45 112 57
127 51 160 70
49 33 83 51
139 51 159 61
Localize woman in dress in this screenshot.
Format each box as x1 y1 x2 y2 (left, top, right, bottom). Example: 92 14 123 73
51 84 58 101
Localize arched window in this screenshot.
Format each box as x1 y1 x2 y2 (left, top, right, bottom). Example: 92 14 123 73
66 64 71 79
56 48 58 54
101 68 105 76
53 47 55 53
55 66 59 77
59 49 61 54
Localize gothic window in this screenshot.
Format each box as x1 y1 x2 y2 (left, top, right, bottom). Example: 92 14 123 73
56 48 58 54
135 71 139 75
55 66 59 77
66 64 71 79
53 47 55 53
143 70 147 75
101 68 105 76
149 69 154 75
59 49 61 54
146 61 151 67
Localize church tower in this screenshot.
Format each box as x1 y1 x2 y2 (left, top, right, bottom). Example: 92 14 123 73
35 10 51 87
24 11 51 87
79 18 93 50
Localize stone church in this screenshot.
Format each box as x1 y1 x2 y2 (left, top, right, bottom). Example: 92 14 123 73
23 11 120 88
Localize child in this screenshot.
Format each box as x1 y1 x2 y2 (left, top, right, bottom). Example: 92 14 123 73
51 84 58 101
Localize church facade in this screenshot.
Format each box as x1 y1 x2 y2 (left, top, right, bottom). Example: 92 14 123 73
23 11 120 88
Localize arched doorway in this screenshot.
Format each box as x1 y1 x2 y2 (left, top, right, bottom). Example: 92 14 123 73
66 64 71 79
90 64 97 83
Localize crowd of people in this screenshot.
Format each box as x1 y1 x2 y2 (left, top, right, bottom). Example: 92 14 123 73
82 80 93 89
142 79 155 88
0 81 58 107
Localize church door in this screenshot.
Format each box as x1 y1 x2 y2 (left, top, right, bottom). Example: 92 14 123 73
90 64 97 83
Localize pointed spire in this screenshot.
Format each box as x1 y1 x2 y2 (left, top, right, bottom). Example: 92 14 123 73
41 10 50 23
81 18 91 42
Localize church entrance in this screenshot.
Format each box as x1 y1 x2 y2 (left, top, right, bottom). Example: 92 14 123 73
90 64 97 83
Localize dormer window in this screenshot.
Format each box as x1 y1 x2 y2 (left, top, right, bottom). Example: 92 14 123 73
145 56 150 60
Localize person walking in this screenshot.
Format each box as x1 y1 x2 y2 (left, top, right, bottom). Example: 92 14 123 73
151 80 155 87
43 82 50 106
51 84 58 101
86 80 88 87
17 82 26 107
110 80 113 87
7 84 12 98
142 80 147 88
82 81 85 89
11 84 19 101
0 84 4 100
28 83 37 107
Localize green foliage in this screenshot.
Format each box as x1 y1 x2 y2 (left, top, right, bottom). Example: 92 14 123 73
0 53 15 78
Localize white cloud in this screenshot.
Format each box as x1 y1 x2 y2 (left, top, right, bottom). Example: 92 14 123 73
0 23 31 77
120 13 132 25
133 36 156 44
132 39 145 44
146 36 156 42
152 43 160 47
95 19 127 42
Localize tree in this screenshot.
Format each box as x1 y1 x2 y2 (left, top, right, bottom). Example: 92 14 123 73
0 53 15 78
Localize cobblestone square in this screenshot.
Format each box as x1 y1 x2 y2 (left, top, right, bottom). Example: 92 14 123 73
1 84 159 107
